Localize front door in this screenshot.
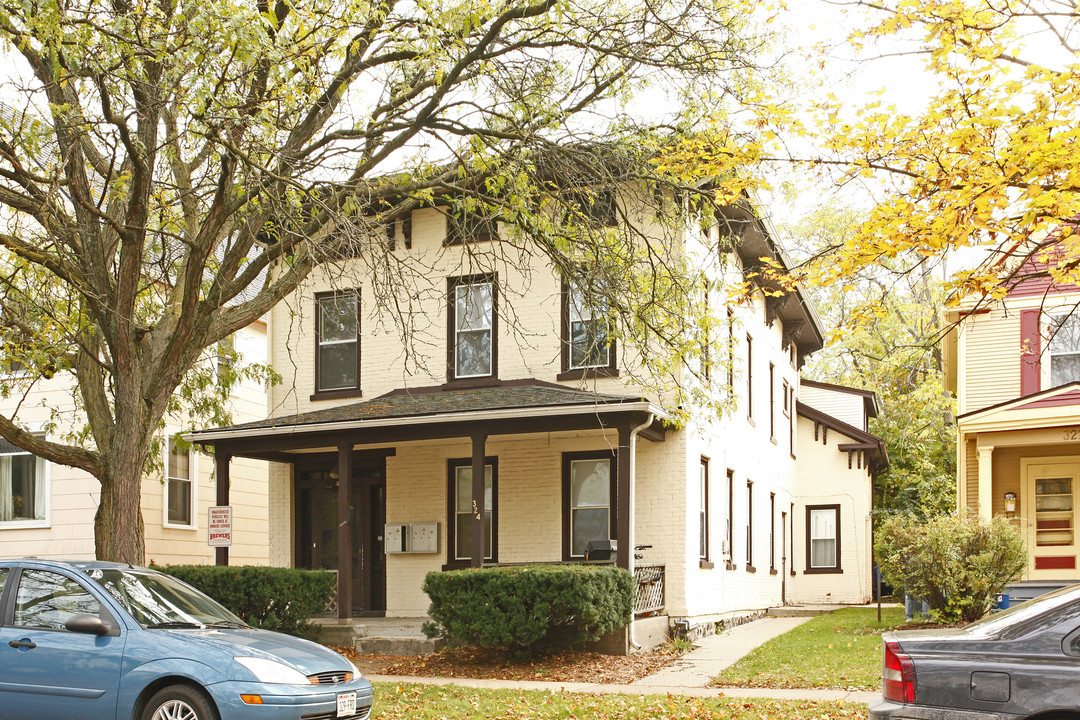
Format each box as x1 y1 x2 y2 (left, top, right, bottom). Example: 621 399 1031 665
1023 460 1080 579
297 460 386 615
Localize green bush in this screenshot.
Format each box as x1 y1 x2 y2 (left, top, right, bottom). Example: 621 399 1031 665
422 564 634 659
159 564 336 636
875 514 1027 623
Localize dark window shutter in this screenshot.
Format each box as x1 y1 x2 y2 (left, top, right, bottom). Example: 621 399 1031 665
1021 309 1041 396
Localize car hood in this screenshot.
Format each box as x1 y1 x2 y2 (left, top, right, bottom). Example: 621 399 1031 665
155 627 351 675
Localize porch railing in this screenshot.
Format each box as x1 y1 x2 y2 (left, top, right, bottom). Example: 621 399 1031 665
318 569 339 617
634 563 665 615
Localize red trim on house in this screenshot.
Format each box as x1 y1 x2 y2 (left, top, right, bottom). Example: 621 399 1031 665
1014 388 1080 410
1035 556 1076 570
1021 309 1042 396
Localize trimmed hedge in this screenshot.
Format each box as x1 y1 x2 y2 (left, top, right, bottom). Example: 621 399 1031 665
159 564 336 636
422 564 634 658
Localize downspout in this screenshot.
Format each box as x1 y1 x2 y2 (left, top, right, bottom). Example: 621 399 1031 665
627 412 655 651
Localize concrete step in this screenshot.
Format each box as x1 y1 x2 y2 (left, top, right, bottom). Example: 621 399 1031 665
355 636 444 656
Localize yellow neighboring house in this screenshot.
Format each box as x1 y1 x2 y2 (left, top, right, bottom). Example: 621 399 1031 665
0 322 271 566
945 247 1080 591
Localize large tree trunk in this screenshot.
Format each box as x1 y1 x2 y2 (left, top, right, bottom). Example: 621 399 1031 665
94 463 147 564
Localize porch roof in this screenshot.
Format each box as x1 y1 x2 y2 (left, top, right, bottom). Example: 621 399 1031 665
184 380 667 460
958 382 1080 431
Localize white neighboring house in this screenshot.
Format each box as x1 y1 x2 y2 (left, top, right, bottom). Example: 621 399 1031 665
187 190 887 648
0 322 271 566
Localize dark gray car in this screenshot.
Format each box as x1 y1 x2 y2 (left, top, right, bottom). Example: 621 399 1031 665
870 584 1080 720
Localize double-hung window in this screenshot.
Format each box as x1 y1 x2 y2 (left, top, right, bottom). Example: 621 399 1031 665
450 276 496 380
315 290 360 395
562 278 614 377
563 451 616 559
806 504 841 573
699 458 710 563
166 438 195 528
0 434 47 527
447 459 497 564
1050 313 1080 387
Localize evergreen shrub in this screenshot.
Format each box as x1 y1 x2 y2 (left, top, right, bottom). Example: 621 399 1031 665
422 564 634 658
159 564 336 636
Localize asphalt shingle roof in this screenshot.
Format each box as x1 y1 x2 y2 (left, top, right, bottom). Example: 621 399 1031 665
208 382 647 434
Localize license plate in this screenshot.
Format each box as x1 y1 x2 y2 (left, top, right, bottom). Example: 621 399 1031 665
337 692 356 718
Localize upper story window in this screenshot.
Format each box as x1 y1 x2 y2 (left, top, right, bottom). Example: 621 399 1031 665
449 276 496 380
315 290 361 395
699 458 710 562
564 190 618 228
746 334 754 422
1050 313 1080 387
446 210 498 245
561 278 616 378
166 438 195 528
0 434 47 527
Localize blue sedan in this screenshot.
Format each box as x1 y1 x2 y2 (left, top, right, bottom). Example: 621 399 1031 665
0 558 374 720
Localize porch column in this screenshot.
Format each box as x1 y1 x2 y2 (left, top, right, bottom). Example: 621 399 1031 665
471 433 487 568
616 425 632 570
978 445 995 521
337 444 353 619
215 452 231 566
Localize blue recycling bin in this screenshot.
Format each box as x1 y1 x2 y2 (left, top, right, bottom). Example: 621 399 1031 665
995 592 1010 609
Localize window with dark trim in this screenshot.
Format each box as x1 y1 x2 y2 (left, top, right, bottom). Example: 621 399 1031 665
448 275 497 381
386 213 412 250
446 458 498 566
725 469 734 568
564 190 618 228
746 334 754 422
315 290 361 397
727 309 735 389
699 458 711 565
790 501 796 575
445 210 498 245
746 480 754 571
805 504 842 573
789 387 797 458
562 450 617 560
769 492 776 573
769 363 776 441
560 277 616 379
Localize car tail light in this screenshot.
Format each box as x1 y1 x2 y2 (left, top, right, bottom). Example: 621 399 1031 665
883 640 916 703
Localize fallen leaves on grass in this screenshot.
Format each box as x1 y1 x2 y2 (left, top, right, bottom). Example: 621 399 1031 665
374 682 867 719
333 645 684 684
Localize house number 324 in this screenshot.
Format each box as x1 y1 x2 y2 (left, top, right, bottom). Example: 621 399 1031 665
1065 428 1080 441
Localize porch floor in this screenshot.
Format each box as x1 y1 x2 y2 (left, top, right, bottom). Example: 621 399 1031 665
311 616 441 655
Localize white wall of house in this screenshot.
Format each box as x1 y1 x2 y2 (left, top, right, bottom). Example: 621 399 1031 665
0 323 271 565
260 198 876 623
791 413 873 604
800 386 866 430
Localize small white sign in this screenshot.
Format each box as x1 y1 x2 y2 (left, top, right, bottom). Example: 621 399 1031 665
208 506 233 547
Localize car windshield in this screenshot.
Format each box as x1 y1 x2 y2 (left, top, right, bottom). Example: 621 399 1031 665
84 567 246 629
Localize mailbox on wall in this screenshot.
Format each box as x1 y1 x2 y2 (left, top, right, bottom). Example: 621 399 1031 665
384 522 440 554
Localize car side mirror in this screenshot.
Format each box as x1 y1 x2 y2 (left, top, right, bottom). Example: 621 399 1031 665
65 613 111 636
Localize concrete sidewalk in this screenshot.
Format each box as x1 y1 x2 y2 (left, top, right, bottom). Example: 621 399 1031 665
366 615 879 704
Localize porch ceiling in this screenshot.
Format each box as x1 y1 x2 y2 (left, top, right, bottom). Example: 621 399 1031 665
184 379 667 461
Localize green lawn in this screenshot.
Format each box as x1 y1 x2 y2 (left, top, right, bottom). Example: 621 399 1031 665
713 606 905 691
372 682 866 720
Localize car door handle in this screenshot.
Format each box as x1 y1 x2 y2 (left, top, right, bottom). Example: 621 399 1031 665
8 639 36 649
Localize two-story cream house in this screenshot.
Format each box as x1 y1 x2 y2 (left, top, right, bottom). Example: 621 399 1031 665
0 324 271 565
187 191 885 649
944 243 1080 594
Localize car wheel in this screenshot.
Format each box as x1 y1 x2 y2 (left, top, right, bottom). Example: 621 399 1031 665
142 684 220 720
